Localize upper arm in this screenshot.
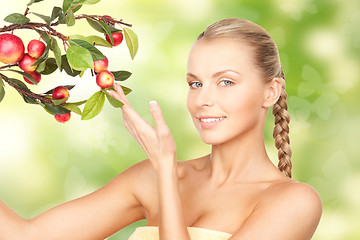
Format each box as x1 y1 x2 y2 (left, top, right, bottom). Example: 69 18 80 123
231 182 322 240
27 160 153 240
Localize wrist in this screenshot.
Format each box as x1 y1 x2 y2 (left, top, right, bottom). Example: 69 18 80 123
152 155 177 173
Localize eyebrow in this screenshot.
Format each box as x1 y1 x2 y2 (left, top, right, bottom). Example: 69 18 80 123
186 70 241 80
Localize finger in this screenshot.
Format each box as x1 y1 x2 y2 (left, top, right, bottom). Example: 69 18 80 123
149 101 170 136
113 83 129 103
106 89 126 104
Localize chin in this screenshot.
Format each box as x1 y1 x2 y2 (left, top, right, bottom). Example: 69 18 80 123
199 133 227 146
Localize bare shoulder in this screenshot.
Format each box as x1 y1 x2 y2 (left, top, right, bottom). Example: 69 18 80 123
248 180 323 239
234 180 322 239
263 180 322 213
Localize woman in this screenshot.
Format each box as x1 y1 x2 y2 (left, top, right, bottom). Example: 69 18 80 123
0 18 322 240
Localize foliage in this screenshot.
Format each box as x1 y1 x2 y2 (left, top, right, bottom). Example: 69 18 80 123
0 0 139 121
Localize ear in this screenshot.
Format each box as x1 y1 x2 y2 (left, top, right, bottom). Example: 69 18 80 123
262 77 282 108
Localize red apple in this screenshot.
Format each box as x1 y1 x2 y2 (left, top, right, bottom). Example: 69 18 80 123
23 71 41 85
54 112 71 123
105 32 123 46
52 86 70 103
0 33 25 64
96 70 114 89
27 39 46 59
94 56 109 73
18 53 37 72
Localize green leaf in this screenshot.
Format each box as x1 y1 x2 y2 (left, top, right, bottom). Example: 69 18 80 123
61 55 81 76
81 91 105 120
51 7 63 22
44 103 70 115
43 85 75 95
58 12 66 24
4 13 30 24
87 35 112 47
40 32 51 44
0 84 5 103
86 18 114 45
21 94 38 104
121 85 132 95
37 58 58 75
28 0 44 6
86 18 106 33
7 78 29 91
6 69 37 85
50 38 62 69
70 35 112 48
62 103 82 115
63 0 74 13
32 12 51 25
51 97 69 105
69 39 105 61
111 71 132 81
72 4 83 13
66 45 93 71
71 100 87 106
63 0 83 13
105 91 123 108
123 27 139 60
32 44 50 66
79 0 101 4
69 34 89 42
36 61 46 73
66 9 75 26
7 78 37 105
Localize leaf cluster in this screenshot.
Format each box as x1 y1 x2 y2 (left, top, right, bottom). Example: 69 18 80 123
0 0 139 121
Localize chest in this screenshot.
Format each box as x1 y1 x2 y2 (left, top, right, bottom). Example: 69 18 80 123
145 177 267 234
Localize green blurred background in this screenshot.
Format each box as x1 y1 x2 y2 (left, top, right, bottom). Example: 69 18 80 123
1 0 359 239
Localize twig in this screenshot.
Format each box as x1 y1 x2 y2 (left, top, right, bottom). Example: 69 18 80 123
0 64 17 70
0 72 52 104
0 22 69 42
51 14 133 27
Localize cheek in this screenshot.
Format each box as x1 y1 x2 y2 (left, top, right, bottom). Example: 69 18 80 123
186 92 196 115
221 86 264 121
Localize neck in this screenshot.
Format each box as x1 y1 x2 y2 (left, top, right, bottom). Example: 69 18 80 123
207 127 279 185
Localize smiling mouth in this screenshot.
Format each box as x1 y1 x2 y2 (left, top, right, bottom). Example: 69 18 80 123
199 117 225 123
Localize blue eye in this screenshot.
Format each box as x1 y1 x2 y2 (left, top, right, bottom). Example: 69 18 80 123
189 82 203 88
219 79 233 86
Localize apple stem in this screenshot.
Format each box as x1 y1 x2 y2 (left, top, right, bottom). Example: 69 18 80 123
24 7 30 17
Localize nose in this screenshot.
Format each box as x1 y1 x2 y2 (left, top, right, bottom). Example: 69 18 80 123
195 84 215 108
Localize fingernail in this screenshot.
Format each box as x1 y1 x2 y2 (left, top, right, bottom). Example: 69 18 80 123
149 100 158 111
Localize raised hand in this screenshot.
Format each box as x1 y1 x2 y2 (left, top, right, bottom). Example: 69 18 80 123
107 83 177 171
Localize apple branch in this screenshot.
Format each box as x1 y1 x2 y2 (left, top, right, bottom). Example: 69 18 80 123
0 22 69 43
0 64 18 70
0 72 52 104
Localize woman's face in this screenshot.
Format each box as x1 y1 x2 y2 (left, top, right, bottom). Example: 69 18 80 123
186 38 268 145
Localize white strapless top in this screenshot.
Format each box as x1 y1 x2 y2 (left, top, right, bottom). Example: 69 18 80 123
128 226 232 240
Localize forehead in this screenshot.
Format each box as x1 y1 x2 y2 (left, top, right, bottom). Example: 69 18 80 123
187 38 255 75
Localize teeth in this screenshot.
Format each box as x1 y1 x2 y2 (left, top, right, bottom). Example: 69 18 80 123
200 117 224 123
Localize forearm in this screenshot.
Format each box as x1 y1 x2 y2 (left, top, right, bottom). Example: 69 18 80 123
0 200 29 239
157 161 190 240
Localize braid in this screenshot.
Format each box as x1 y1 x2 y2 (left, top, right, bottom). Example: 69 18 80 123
272 70 292 178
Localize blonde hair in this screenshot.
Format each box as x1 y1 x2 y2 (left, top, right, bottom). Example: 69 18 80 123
198 18 292 178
